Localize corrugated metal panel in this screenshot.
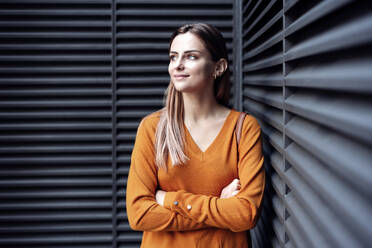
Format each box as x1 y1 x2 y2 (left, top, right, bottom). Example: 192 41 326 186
115 1 233 247
242 0 285 246
0 1 234 247
242 0 372 247
0 1 113 248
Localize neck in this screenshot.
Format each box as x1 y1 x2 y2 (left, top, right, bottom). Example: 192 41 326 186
182 89 222 123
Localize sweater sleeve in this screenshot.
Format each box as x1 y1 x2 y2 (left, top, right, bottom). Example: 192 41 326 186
163 115 265 232
126 116 210 232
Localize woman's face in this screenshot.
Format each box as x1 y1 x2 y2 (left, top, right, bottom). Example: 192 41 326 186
168 32 216 94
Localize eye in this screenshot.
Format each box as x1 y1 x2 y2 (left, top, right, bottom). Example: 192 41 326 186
188 55 197 60
169 55 176 61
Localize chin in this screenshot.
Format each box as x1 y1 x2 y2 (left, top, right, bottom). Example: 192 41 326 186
172 81 194 93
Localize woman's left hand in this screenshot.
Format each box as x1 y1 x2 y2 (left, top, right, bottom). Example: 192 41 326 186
155 190 166 206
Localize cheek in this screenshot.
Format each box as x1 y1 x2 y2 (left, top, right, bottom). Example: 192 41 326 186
187 61 213 77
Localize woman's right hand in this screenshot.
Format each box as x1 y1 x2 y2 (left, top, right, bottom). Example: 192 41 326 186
220 179 240 198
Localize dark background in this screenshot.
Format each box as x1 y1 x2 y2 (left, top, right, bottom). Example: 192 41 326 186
0 0 371 247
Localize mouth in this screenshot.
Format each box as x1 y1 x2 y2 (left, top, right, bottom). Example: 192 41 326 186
174 74 189 80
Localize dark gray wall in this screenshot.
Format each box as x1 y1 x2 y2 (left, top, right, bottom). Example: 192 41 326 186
0 0 371 248
0 0 233 247
241 1 372 247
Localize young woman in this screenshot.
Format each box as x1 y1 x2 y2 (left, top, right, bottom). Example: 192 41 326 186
126 23 265 248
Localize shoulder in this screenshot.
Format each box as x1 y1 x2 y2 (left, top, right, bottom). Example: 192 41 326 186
239 112 261 137
231 109 260 129
139 109 162 127
136 109 163 138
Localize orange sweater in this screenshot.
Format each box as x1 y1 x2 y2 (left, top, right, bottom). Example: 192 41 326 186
126 109 265 248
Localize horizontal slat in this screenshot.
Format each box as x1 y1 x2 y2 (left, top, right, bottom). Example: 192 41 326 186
117 20 232 28
0 55 111 62
0 169 112 177
116 76 169 84
0 78 111 85
243 10 282 49
285 92 372 145
0 112 111 119
0 123 111 131
0 179 112 187
117 42 233 51
117 155 131 164
0 67 111 73
0 89 111 96
117 54 168 61
0 190 111 199
286 142 371 246
284 0 299 12
117 110 154 118
0 224 112 233
243 0 277 35
243 54 282 72
243 97 283 132
0 0 110 3
0 32 110 39
285 59 372 92
117 99 163 107
243 32 282 60
116 31 233 40
264 127 283 156
272 216 285 245
0 21 111 27
0 100 111 107
0 156 111 164
242 1 260 28
0 44 111 50
0 212 111 221
284 214 307 248
117 88 165 95
0 10 111 16
117 0 231 4
285 12 372 61
285 116 372 196
285 0 352 37
117 9 231 16
0 201 111 210
243 87 283 109
284 192 323 248
243 74 282 87
0 134 110 141
271 172 285 198
0 145 111 153
117 134 136 140
0 235 111 244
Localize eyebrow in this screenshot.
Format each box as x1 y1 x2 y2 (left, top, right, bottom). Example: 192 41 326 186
169 50 202 54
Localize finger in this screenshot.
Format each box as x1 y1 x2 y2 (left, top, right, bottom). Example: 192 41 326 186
232 190 239 196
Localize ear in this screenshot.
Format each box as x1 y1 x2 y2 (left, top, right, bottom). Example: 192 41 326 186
214 58 228 77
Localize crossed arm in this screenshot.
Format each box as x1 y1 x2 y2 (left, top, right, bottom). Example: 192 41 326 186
126 116 265 232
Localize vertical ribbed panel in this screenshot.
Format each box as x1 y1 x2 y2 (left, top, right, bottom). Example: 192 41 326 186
242 0 284 247
243 1 372 247
115 1 233 247
0 1 113 248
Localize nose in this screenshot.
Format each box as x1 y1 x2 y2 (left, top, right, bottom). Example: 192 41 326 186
174 57 184 70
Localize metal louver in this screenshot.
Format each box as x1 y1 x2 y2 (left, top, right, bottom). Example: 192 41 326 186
242 1 372 247
2 0 371 247
0 1 113 247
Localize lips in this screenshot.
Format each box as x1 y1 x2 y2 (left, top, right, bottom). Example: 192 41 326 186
174 74 189 80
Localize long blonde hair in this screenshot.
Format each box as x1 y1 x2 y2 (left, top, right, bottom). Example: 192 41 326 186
155 23 231 170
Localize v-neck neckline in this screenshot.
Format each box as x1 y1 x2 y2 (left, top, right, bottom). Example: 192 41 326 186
183 109 234 160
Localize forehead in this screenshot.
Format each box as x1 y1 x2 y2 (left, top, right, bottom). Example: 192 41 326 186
170 32 206 53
